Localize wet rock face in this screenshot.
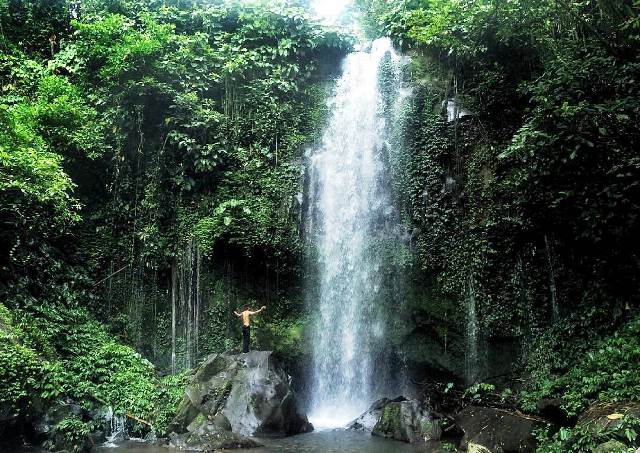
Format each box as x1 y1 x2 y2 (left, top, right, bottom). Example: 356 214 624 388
456 405 544 453
169 350 312 450
348 397 441 443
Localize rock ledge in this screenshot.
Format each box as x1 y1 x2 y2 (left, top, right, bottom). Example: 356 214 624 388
169 350 312 450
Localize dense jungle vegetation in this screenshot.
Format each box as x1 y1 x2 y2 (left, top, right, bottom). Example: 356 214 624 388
1 0 639 451
1 0 351 449
358 0 640 450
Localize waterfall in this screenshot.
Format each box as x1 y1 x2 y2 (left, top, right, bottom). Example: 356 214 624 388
544 234 559 320
464 275 479 384
170 237 201 373
464 274 488 385
306 38 408 427
171 264 177 374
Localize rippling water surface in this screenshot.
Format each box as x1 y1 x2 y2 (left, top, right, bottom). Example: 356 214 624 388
88 429 451 453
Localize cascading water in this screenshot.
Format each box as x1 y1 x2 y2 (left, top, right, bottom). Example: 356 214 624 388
104 407 127 447
464 274 489 384
306 38 409 427
464 275 479 384
543 234 559 320
170 237 201 373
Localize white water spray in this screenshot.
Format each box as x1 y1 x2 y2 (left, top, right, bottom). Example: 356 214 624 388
103 407 127 447
307 38 408 427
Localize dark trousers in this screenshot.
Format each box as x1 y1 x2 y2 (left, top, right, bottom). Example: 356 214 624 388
242 326 250 353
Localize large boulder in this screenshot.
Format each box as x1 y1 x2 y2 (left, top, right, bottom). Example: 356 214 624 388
169 350 312 450
577 401 640 430
348 397 441 443
456 405 544 453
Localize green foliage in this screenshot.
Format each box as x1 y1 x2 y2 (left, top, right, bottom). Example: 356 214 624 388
44 415 96 453
153 371 189 437
0 0 70 55
0 303 59 417
440 442 458 452
522 317 640 417
0 48 108 298
0 334 54 417
1 0 349 381
0 105 78 227
358 0 640 390
463 382 496 403
0 0 345 447
0 299 187 441
535 415 640 452
257 316 307 362
60 340 158 420
56 0 349 362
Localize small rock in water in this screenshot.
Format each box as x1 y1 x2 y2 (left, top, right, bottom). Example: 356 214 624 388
348 396 441 443
372 399 441 443
347 397 394 431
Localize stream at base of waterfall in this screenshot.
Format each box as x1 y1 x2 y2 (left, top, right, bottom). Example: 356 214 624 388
85 431 449 453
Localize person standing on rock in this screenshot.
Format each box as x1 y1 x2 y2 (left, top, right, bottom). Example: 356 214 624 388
234 304 266 353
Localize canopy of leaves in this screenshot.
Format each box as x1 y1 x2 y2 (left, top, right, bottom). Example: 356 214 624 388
0 0 351 446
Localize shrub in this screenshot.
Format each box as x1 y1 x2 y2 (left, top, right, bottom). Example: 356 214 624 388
522 316 640 417
0 303 59 417
535 415 640 452
44 414 97 453
152 372 189 437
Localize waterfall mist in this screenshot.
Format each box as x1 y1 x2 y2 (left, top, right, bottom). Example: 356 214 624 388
306 38 410 427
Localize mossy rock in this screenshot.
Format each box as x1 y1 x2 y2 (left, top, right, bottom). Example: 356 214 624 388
375 403 403 435
170 422 260 451
372 400 441 443
194 353 235 382
577 402 640 431
592 440 628 453
456 405 543 452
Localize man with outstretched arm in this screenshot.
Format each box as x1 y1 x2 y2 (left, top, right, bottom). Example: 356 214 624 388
234 304 266 353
